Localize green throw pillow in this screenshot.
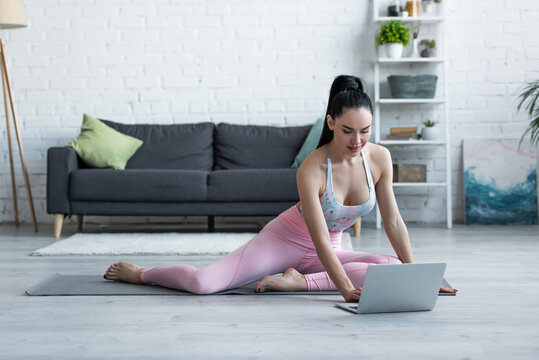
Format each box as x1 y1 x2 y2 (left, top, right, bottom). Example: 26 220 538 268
291 117 324 168
67 113 143 170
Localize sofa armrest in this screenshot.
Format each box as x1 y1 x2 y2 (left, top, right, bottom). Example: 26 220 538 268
47 147 80 215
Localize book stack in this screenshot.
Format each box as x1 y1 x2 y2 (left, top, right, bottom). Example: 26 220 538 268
385 126 419 141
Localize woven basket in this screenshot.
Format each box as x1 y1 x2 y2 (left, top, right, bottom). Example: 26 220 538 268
387 74 438 98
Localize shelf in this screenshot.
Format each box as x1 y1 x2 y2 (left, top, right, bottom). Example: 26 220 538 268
393 182 447 187
378 58 445 63
373 0 451 229
379 140 446 145
377 98 446 104
374 16 443 23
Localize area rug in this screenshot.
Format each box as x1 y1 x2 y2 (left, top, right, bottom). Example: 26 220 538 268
31 232 354 256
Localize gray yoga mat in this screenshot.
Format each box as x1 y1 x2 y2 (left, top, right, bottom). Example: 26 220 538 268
26 273 456 296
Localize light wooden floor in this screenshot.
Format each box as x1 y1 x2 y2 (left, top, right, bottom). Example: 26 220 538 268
0 222 538 359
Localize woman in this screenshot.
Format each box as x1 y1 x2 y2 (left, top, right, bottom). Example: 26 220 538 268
105 75 456 302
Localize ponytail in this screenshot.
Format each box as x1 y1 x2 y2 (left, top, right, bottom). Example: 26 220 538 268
317 75 373 148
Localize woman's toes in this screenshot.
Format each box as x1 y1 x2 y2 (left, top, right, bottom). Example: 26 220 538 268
104 266 118 280
255 276 271 292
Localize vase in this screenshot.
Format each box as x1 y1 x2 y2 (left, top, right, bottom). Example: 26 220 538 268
385 43 403 59
406 0 419 17
421 126 440 141
410 38 420 58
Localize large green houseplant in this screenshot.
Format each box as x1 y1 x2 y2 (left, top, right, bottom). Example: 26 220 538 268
376 20 410 58
517 79 539 146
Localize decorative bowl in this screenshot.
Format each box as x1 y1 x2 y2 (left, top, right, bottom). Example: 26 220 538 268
387 74 438 98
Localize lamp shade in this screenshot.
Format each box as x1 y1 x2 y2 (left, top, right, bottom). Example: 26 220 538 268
0 0 27 29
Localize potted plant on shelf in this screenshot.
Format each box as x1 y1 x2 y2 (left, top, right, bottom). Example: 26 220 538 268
516 79 539 147
419 39 436 57
421 120 440 140
376 20 410 59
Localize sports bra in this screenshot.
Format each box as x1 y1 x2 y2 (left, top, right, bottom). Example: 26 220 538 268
300 146 376 232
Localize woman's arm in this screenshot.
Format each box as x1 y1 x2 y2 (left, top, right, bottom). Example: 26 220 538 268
374 147 415 263
297 159 361 301
374 148 458 293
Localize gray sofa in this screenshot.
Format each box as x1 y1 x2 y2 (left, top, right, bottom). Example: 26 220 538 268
47 120 312 237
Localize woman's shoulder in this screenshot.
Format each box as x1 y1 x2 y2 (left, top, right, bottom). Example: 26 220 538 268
299 145 327 170
296 145 328 181
297 145 327 195
363 143 392 181
364 143 391 163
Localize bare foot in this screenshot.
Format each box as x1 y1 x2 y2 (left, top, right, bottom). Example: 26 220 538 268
254 267 308 293
104 262 145 284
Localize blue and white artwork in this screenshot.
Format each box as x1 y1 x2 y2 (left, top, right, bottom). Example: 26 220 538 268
463 139 538 224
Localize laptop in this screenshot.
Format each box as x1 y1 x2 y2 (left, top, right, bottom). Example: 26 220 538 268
335 263 446 314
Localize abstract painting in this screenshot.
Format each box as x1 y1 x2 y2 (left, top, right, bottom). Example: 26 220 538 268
463 139 538 224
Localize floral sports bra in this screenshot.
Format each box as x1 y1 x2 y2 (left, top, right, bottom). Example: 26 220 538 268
300 146 376 232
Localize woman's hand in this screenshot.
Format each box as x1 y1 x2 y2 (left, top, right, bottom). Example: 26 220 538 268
341 287 363 302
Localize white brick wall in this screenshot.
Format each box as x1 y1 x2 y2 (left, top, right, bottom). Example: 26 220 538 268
0 0 537 226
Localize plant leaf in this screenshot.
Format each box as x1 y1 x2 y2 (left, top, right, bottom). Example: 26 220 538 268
517 79 539 147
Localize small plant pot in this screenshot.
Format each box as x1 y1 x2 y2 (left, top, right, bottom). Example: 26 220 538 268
420 47 436 58
385 43 404 58
421 126 441 141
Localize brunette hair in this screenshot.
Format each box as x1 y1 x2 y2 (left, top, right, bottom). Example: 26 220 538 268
317 75 373 148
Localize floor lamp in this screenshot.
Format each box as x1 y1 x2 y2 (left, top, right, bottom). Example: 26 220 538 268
1 0 37 232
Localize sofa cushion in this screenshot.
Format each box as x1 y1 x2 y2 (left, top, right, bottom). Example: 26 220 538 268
208 169 299 201
70 169 208 202
291 117 324 168
67 114 144 170
100 120 214 171
214 123 310 169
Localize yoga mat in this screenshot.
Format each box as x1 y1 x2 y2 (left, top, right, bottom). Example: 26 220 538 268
26 273 456 296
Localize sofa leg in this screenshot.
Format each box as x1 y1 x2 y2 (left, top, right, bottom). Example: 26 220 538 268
54 214 64 238
76 215 83 233
208 216 215 232
353 217 362 237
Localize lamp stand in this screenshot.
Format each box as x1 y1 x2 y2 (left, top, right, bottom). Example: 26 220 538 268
0 37 37 232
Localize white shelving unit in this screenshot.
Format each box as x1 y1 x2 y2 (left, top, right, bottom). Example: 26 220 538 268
378 58 444 63
376 16 443 23
372 0 452 228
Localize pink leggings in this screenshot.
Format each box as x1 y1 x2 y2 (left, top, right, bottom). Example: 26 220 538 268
140 205 402 294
